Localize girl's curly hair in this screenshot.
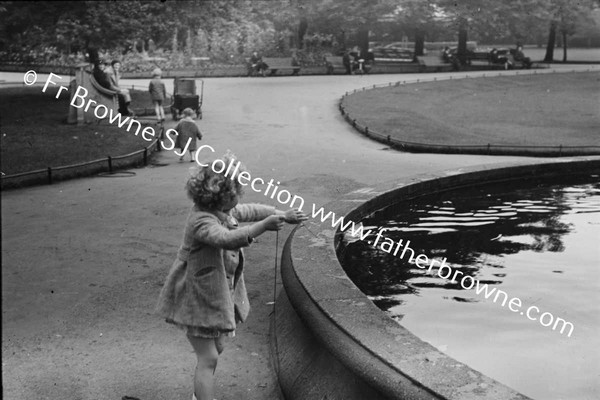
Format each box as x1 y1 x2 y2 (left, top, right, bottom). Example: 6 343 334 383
186 152 247 210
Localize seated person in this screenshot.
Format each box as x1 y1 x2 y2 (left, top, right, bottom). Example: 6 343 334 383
513 45 532 69
94 59 117 91
490 48 513 69
106 60 134 115
490 48 508 64
249 51 268 76
441 46 452 62
87 48 113 90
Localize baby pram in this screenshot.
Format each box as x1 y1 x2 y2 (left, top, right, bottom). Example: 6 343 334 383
170 78 203 120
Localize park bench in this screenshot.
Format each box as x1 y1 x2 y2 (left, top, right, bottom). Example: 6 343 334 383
373 47 413 64
506 50 532 69
324 55 374 74
416 55 454 72
324 56 346 74
488 48 532 69
67 68 119 124
261 57 300 76
89 73 119 101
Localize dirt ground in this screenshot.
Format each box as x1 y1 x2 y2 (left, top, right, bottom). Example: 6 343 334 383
2 66 595 400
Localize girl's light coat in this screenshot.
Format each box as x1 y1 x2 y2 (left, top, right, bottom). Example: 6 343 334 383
156 203 275 331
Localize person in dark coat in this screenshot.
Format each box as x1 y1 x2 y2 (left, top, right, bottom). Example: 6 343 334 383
249 51 268 76
342 50 352 75
87 48 113 90
174 108 202 162
106 59 134 115
148 68 167 122
513 45 532 69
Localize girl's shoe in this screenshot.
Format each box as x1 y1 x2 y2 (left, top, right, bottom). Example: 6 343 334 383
191 392 216 400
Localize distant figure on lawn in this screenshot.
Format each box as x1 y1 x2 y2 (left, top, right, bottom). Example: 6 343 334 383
149 68 166 123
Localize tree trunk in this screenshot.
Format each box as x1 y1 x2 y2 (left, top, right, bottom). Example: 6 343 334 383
544 22 556 62
172 28 178 53
339 30 347 52
357 27 369 56
414 28 425 57
562 31 567 62
457 18 468 65
297 16 308 49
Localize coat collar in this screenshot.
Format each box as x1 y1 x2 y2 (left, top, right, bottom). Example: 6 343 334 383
193 205 237 227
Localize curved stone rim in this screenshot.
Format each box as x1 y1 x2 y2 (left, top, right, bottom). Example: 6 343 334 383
281 156 600 399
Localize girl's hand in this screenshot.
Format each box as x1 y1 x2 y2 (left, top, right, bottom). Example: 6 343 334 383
284 209 308 224
263 215 285 231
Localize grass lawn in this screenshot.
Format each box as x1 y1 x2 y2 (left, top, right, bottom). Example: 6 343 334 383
342 71 600 147
0 86 157 175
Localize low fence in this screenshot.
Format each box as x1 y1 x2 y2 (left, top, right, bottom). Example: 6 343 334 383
1 129 163 190
1 81 172 190
339 68 600 157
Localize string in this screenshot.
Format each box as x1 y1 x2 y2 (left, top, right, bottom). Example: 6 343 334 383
273 230 279 306
300 222 319 238
272 229 281 376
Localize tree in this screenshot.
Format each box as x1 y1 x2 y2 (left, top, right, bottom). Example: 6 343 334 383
542 0 597 62
394 0 440 57
436 0 494 65
304 0 397 53
501 0 550 46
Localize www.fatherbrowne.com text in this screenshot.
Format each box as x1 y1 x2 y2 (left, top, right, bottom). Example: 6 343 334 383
32 70 575 338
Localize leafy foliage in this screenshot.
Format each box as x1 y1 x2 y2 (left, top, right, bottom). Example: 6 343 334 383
0 0 598 67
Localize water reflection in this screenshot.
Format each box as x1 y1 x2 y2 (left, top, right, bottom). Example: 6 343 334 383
340 174 600 399
342 176 599 311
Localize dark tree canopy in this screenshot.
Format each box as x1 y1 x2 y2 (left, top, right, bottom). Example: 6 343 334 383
0 0 598 64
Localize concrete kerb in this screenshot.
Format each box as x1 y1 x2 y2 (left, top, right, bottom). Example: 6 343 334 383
274 156 600 400
339 67 600 158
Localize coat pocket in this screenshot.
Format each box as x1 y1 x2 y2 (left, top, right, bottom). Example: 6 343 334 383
194 266 215 278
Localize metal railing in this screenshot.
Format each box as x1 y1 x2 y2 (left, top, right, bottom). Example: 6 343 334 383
1 126 164 190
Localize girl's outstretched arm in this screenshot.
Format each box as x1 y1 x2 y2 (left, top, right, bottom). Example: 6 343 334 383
194 213 284 249
274 208 308 224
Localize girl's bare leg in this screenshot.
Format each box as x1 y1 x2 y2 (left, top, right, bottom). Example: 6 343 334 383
154 102 162 122
187 336 220 400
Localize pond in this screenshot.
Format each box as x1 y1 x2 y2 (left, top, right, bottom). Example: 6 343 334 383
341 174 600 400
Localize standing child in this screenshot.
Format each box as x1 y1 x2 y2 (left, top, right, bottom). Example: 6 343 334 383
149 68 167 123
174 108 202 162
156 153 307 400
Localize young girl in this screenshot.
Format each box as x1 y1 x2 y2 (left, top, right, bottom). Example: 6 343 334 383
148 68 166 123
155 153 307 400
174 108 202 162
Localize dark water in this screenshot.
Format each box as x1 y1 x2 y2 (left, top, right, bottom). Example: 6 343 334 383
341 175 600 400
